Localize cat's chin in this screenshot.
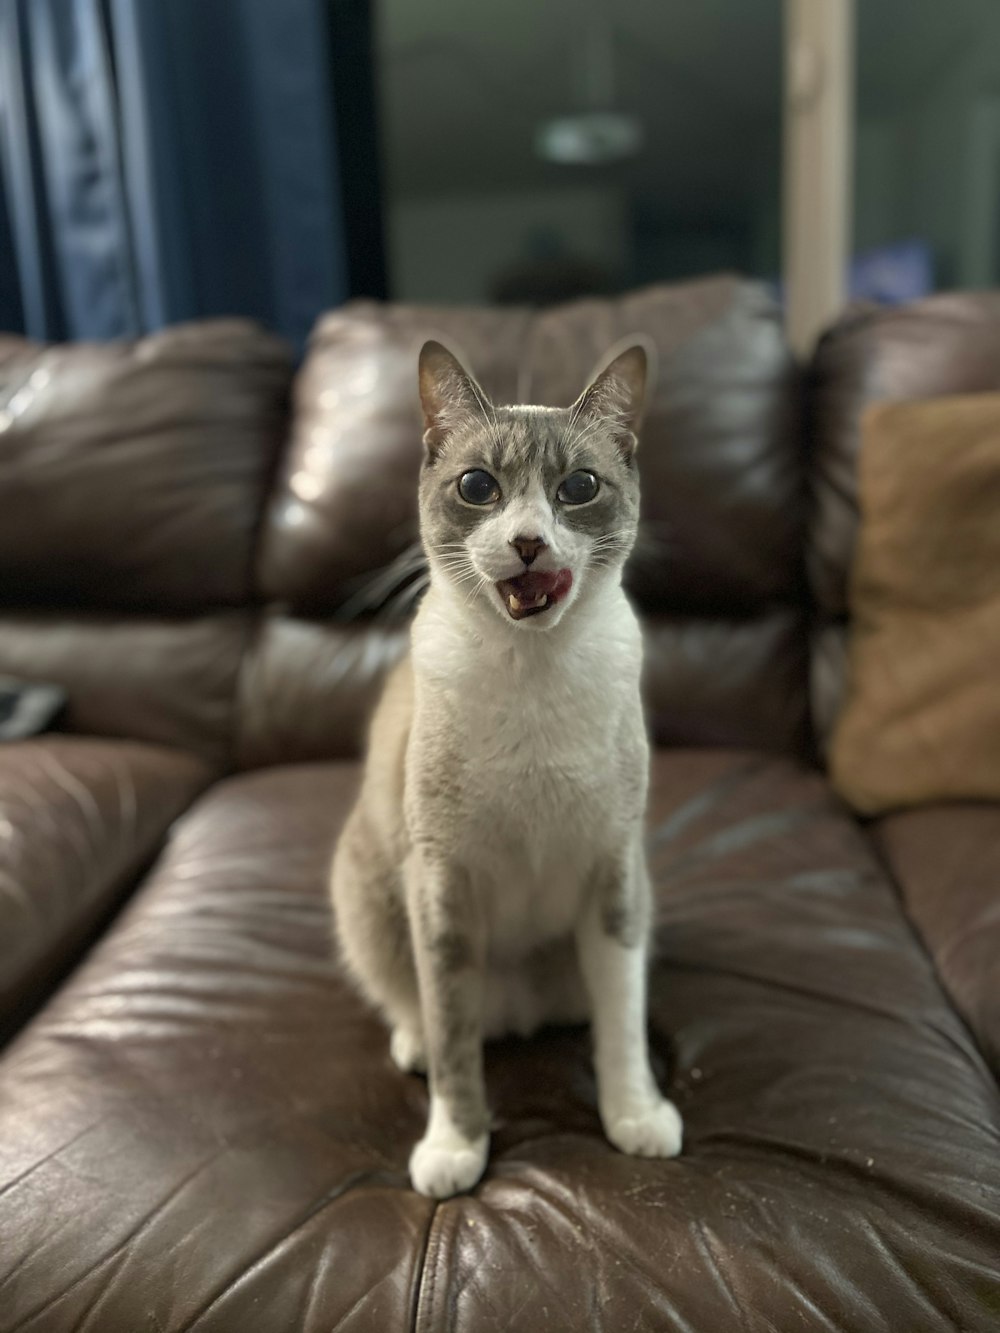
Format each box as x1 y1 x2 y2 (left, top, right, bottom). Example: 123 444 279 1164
494 568 573 624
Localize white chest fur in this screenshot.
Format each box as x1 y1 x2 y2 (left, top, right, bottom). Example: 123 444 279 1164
408 585 647 959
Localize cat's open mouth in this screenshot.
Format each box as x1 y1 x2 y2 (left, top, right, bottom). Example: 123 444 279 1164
495 568 573 620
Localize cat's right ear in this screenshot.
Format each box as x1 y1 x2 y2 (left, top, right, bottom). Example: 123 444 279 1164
571 339 652 462
418 340 491 460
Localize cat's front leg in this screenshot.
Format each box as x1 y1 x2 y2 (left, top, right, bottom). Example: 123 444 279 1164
577 841 683 1159
405 851 490 1198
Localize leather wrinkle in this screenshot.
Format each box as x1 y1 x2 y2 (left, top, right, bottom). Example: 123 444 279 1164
4 1144 240 1333
690 1218 759 1333
650 802 832 879
33 1142 255 1333
647 756 771 849
854 1212 966 1329
863 826 1000 1090
520 1175 681 1291
171 1168 408 1333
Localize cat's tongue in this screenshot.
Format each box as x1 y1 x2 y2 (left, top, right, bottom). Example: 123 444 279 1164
496 568 573 620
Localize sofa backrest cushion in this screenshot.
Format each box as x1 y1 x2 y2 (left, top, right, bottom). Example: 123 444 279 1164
807 292 1000 747
830 394 1000 812
247 277 811 762
0 613 246 767
259 277 804 618
0 321 291 614
0 321 290 766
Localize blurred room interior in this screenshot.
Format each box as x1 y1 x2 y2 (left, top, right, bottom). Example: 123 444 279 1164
3 0 1000 355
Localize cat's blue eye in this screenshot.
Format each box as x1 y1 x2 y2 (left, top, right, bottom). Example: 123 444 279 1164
458 470 501 505
557 470 599 505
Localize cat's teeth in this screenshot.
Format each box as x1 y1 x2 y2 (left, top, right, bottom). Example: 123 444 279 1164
508 591 549 613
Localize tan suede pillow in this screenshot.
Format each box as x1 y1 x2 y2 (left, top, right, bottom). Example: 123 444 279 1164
830 393 1000 814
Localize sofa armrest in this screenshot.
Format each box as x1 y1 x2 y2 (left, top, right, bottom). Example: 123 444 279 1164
872 803 1000 1074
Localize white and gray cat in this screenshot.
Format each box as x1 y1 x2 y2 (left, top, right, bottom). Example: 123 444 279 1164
331 338 682 1198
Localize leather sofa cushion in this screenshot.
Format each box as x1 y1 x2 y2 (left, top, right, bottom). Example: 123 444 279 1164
0 613 249 768
234 610 810 768
809 291 1000 618
807 292 1000 748
0 737 211 1038
252 279 809 763
0 752 996 1330
0 321 291 613
873 802 1000 1076
642 610 808 753
235 615 409 768
258 277 804 619
830 394 1000 811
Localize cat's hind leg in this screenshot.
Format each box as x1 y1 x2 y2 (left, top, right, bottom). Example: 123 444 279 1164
330 808 424 1071
389 1023 427 1073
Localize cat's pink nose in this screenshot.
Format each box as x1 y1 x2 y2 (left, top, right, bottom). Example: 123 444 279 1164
510 535 547 566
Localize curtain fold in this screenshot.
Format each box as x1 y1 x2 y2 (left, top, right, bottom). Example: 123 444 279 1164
109 0 191 330
0 0 369 347
30 0 140 337
0 0 63 338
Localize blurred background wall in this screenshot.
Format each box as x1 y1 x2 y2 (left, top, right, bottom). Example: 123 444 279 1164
2 0 1000 349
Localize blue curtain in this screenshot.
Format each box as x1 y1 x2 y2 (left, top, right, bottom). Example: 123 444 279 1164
0 0 370 348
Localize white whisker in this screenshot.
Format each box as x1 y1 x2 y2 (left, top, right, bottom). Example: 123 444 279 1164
463 571 492 608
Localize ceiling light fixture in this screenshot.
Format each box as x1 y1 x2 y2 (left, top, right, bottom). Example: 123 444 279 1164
536 111 643 166
535 1 643 165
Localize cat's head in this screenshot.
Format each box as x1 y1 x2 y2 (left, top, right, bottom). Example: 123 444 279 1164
416 339 649 631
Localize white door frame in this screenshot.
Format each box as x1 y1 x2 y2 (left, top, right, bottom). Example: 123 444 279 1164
783 0 855 358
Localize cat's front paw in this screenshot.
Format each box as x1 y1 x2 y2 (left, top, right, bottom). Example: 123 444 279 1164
409 1130 489 1198
605 1096 683 1159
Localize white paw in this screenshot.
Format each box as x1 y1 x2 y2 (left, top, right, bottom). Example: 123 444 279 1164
605 1097 683 1158
390 1025 426 1073
409 1131 489 1198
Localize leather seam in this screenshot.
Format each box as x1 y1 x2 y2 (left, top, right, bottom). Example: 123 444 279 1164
413 1201 448 1333
227 609 264 774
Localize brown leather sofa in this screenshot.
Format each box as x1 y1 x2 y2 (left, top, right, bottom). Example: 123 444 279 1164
1 277 998 1332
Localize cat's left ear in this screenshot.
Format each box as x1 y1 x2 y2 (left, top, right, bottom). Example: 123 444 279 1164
418 340 492 460
572 338 653 460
